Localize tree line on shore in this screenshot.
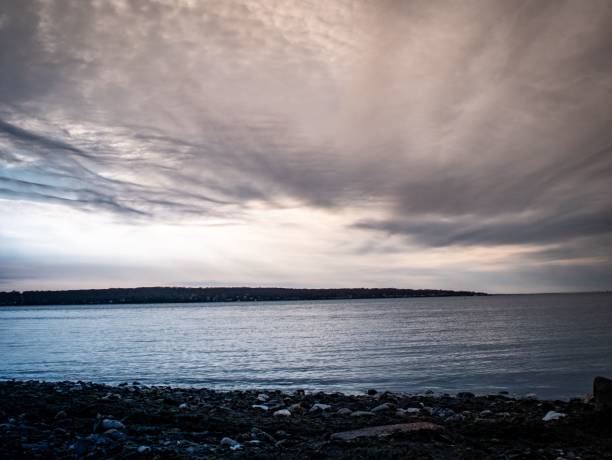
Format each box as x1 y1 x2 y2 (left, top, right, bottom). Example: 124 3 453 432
0 287 486 306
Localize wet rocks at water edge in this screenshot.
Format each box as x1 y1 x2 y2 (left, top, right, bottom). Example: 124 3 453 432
1 379 612 459
593 375 612 411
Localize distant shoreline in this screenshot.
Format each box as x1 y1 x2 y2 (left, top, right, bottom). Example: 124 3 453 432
0 286 486 307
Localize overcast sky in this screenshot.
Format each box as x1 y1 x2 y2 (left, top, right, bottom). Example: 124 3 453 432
1 0 611 293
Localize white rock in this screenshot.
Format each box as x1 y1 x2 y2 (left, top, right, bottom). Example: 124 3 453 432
178 403 189 410
273 409 292 417
309 403 332 412
220 437 242 450
257 393 269 402
542 411 566 421
101 419 125 430
252 404 269 411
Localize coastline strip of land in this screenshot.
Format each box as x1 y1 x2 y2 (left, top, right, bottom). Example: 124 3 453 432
0 287 486 307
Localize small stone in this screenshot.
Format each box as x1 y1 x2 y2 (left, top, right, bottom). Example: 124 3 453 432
525 393 538 400
220 437 242 450
257 393 269 402
446 413 465 423
336 408 352 416
309 403 331 412
457 392 475 399
273 409 291 417
251 427 275 443
252 404 269 411
137 445 151 453
480 409 493 416
405 408 420 414
288 403 304 414
350 411 375 417
425 390 435 395
542 411 566 421
179 403 189 410
54 410 67 419
101 419 125 430
434 408 455 418
104 428 126 440
367 389 378 395
71 438 95 456
372 402 395 413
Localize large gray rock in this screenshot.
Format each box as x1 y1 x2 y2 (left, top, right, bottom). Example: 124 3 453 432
331 422 442 441
593 376 612 411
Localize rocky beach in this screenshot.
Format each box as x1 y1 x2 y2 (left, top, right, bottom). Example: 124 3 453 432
1 379 611 459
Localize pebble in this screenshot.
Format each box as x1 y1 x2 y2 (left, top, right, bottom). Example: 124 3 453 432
252 404 269 411
372 402 395 413
101 419 125 430
179 402 189 410
137 445 151 453
309 403 331 412
273 409 292 417
257 393 269 402
220 437 242 450
542 411 566 421
104 428 126 440
336 408 352 416
251 427 275 443
367 389 378 395
350 410 375 417
405 407 420 414
289 403 304 413
446 413 465 423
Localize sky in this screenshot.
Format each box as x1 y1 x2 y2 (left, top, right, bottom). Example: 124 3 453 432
1 0 611 293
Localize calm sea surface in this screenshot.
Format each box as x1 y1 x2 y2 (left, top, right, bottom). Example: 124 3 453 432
1 293 611 399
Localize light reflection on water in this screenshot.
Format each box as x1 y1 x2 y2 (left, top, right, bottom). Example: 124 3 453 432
1 293 611 399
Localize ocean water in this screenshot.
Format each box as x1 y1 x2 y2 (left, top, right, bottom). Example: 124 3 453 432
1 293 611 399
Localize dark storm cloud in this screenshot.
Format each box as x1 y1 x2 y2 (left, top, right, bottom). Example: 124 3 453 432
1 0 612 290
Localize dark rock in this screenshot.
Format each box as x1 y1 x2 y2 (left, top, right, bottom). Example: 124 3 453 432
367 389 378 395
251 427 275 443
593 376 612 411
457 392 475 399
101 419 125 430
371 402 396 413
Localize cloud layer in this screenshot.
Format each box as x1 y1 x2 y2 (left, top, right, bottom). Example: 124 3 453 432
1 0 611 291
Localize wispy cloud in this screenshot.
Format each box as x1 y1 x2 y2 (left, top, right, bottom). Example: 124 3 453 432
1 0 611 291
